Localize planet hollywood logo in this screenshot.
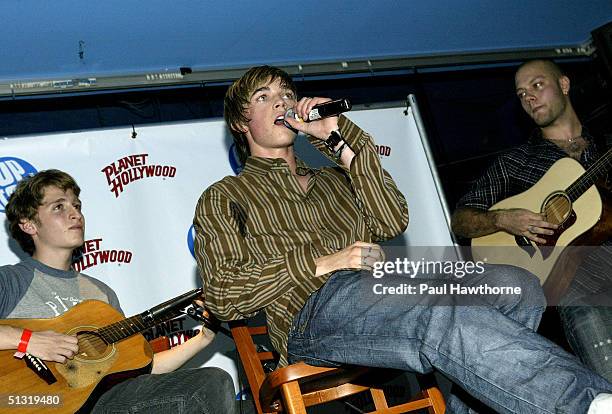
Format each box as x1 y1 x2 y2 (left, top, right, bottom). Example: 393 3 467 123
228 143 244 175
0 157 37 213
374 144 392 157
101 153 177 198
73 238 133 272
142 317 201 347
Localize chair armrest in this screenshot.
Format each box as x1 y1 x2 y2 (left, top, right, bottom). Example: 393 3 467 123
260 362 371 409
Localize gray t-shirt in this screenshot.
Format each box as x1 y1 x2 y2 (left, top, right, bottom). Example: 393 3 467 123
0 256 122 319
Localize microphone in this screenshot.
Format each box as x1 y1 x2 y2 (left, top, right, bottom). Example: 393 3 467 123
285 98 352 122
141 288 203 323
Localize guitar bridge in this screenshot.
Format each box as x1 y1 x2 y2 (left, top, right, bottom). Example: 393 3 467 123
24 353 57 385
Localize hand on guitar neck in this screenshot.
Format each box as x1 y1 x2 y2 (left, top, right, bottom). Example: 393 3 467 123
0 325 78 363
190 298 218 339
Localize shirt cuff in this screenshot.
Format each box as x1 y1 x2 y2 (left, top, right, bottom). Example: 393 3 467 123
306 115 370 164
285 241 339 289
337 115 369 154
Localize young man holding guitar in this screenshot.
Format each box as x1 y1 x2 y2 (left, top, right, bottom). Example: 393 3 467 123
0 169 236 413
452 59 612 383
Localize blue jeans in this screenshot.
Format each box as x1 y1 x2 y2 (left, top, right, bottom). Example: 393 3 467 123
287 266 612 414
559 302 612 383
558 242 612 384
92 367 236 413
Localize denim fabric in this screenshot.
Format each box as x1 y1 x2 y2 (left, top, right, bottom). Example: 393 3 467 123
446 393 481 414
92 367 236 414
287 265 612 414
559 303 612 383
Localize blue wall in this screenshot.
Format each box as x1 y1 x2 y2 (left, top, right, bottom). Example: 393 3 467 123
1 0 610 81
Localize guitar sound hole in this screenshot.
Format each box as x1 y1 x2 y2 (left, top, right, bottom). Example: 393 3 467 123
543 193 571 225
75 331 110 360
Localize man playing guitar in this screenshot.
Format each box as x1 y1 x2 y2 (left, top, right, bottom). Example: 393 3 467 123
452 59 612 383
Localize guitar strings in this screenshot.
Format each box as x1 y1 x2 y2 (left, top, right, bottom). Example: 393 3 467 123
77 322 144 355
542 149 612 224
95 315 149 344
70 299 189 356
74 305 185 352
540 194 570 225
76 333 108 355
567 148 612 199
71 316 147 356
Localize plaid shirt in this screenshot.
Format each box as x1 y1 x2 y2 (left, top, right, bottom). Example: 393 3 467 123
456 129 601 210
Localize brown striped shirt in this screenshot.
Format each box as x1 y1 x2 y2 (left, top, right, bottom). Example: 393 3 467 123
193 116 409 365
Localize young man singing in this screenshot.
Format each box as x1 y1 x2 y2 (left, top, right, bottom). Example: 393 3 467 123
195 65 612 413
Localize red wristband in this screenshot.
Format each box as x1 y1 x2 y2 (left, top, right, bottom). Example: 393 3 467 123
17 329 32 354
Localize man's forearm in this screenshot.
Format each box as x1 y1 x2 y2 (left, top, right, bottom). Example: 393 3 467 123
451 207 501 239
151 329 214 374
0 325 21 350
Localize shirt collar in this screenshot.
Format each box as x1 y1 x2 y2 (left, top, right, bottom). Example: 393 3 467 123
527 127 600 164
296 158 320 176
242 156 319 177
528 127 595 146
22 255 78 279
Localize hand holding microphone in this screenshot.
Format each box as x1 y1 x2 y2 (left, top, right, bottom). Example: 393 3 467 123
284 98 351 123
281 97 352 141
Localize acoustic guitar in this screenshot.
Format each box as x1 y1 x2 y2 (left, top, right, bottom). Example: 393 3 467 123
471 148 612 288
0 289 202 413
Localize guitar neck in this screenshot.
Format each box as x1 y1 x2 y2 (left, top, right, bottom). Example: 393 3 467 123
97 314 153 344
97 288 202 344
567 147 612 201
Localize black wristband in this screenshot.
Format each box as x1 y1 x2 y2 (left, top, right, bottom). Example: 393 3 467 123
324 130 343 152
333 142 347 160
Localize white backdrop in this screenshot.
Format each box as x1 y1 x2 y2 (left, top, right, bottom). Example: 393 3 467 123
0 104 454 397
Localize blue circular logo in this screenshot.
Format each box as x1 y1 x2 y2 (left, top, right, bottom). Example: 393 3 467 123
0 157 37 213
187 225 196 259
228 143 244 175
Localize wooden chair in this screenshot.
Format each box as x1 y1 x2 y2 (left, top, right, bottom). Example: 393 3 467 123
229 319 445 414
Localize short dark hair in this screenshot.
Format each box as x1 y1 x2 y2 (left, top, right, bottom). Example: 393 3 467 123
224 66 297 164
516 59 565 79
5 169 81 255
